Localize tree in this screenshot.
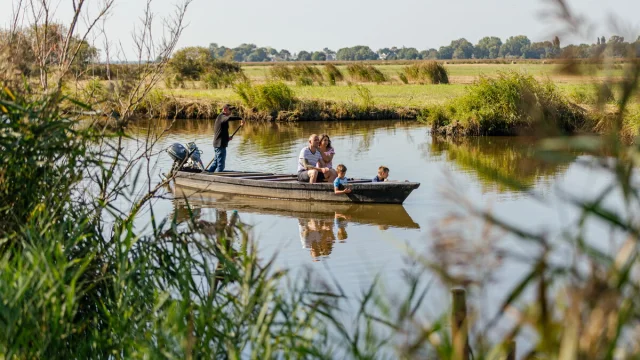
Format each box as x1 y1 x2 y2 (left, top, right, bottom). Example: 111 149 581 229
278 49 291 61
597 37 601 45
500 35 531 58
297 51 312 61
169 46 213 79
437 46 454 59
450 38 474 59
474 36 502 59
420 48 438 59
396 47 420 60
311 51 326 61
601 36 606 45
553 36 560 48
336 46 378 61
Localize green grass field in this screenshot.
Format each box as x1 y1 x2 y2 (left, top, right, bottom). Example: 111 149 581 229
166 83 610 108
240 63 627 83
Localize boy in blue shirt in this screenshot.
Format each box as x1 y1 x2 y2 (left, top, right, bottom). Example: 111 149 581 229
333 164 352 194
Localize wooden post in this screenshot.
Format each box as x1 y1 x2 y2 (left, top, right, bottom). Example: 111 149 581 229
451 288 469 360
506 340 516 360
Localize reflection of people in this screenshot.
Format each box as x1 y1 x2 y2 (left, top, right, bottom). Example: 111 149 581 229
297 134 336 183
372 166 390 182
298 218 336 261
335 213 348 243
207 104 245 172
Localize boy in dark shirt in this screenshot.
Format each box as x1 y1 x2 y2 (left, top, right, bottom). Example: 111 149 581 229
372 166 389 182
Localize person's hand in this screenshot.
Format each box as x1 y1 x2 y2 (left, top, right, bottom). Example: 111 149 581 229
240 120 245 126
344 187 352 194
319 168 329 174
229 136 233 141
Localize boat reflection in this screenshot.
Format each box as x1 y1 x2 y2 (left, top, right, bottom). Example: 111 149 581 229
172 186 420 261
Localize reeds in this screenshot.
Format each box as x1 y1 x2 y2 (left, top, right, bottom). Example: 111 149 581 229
234 81 296 113
424 71 588 136
346 64 386 83
401 61 449 84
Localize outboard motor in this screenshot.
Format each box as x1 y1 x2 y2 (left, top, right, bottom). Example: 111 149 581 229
167 143 187 162
187 142 204 171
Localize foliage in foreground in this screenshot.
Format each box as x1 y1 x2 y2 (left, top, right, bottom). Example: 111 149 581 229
422 71 589 136
0 88 337 358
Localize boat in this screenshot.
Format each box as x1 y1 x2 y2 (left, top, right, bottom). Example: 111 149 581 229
173 186 420 229
174 170 420 204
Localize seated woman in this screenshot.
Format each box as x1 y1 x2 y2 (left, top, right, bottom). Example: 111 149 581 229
318 134 338 181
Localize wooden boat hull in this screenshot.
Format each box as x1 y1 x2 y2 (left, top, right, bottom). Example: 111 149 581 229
174 186 420 229
175 170 420 204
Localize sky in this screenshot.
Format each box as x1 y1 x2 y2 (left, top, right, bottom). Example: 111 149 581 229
3 0 640 58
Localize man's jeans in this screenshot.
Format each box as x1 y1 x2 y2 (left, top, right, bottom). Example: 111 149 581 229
207 147 226 172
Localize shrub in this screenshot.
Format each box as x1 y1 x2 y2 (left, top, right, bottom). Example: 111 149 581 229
346 64 386 83
401 61 449 84
234 81 296 113
398 72 409 84
423 71 588 135
324 63 344 85
269 64 293 81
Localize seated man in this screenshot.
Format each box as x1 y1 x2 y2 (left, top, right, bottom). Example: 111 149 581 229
297 134 336 183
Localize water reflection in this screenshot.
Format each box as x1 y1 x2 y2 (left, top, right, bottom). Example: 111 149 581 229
429 136 574 193
172 186 420 260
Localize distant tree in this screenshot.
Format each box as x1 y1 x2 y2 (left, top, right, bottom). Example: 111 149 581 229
336 46 378 61
474 36 502 59
500 35 531 58
553 36 560 48
169 46 213 79
323 48 336 60
450 38 474 59
396 47 420 60
246 48 268 62
601 36 606 45
297 51 312 61
421 48 438 59
608 35 625 44
266 47 278 56
597 37 601 45
278 49 291 61
437 46 454 59
311 51 326 61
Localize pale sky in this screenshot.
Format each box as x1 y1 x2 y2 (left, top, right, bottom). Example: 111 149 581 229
4 0 640 58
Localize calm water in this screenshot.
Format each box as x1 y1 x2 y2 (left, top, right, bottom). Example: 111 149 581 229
125 119 620 346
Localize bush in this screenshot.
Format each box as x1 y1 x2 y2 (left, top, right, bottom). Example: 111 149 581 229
346 64 386 83
423 72 588 135
234 81 296 113
269 64 293 81
324 63 344 85
401 61 449 84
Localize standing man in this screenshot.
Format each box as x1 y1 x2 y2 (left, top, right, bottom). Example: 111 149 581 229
207 104 244 172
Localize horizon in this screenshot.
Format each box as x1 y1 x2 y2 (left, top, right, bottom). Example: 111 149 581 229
3 0 639 60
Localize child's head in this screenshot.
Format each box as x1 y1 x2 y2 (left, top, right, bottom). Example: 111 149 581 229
336 164 347 177
378 166 389 180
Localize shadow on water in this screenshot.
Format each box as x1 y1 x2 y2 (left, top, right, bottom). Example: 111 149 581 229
172 186 420 260
428 135 576 193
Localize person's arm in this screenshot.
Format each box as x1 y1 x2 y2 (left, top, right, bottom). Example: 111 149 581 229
334 180 352 194
320 149 334 163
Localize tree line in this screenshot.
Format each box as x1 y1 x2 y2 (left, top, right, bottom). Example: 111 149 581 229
209 35 640 62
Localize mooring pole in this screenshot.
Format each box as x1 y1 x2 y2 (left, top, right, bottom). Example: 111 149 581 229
451 288 469 360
